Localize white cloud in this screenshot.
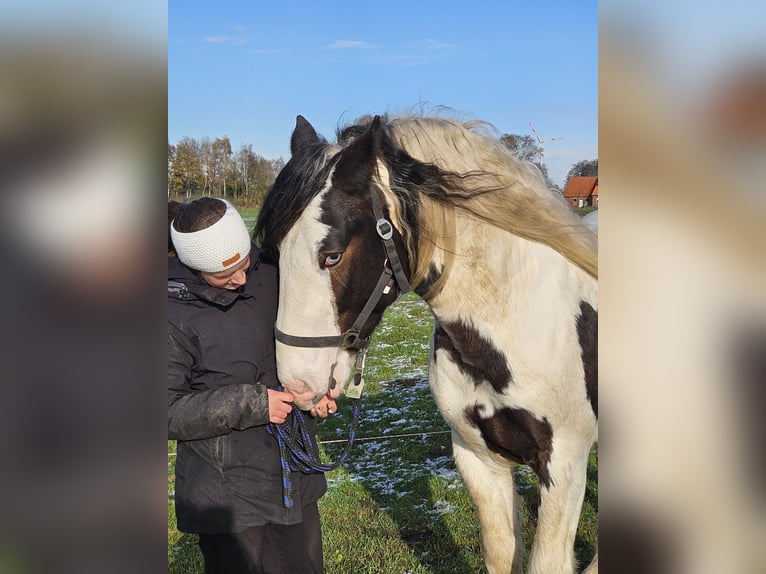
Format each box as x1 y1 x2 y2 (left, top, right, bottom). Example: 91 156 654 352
408 38 456 50
203 36 229 44
325 40 377 50
203 35 249 46
249 48 282 55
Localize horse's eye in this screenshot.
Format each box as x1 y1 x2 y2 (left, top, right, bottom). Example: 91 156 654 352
322 253 343 268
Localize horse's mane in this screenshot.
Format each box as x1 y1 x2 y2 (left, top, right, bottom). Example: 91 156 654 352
256 113 597 286
349 114 598 288
253 139 339 261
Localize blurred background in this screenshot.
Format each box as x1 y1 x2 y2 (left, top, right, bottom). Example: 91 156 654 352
0 1 763 573
600 2 765 573
0 2 167 573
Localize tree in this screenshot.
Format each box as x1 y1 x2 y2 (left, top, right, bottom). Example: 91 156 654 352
168 136 283 207
167 142 175 197
565 159 598 185
247 154 276 206
237 144 253 202
499 133 555 189
169 137 204 199
499 133 538 163
211 137 233 197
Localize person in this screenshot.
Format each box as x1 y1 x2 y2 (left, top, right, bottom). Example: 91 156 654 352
167 197 336 574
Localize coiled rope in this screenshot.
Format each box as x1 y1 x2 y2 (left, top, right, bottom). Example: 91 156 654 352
267 398 362 508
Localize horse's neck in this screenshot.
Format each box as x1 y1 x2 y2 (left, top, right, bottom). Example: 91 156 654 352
425 222 596 330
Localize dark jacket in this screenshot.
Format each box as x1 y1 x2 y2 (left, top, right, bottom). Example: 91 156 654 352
168 247 326 534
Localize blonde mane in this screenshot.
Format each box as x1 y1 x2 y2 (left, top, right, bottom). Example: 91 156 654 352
377 116 597 293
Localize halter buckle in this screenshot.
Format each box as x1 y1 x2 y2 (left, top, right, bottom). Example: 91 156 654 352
341 331 364 349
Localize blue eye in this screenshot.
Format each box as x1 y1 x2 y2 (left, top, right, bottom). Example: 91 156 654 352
322 253 343 268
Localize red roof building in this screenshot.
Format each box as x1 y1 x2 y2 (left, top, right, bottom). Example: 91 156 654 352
563 176 598 208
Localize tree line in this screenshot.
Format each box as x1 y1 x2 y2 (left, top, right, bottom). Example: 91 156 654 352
167 136 284 206
167 133 597 208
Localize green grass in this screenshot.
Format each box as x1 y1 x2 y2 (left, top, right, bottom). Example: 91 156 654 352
168 294 598 572
237 206 260 236
573 206 597 217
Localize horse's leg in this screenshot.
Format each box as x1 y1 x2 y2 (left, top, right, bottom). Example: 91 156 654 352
452 433 523 574
527 438 592 574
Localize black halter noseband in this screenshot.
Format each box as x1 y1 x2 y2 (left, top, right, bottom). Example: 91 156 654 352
274 188 411 352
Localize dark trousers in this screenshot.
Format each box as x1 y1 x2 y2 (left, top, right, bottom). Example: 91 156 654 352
197 502 323 574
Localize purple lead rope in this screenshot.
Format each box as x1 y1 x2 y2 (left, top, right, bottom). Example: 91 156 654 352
267 398 361 508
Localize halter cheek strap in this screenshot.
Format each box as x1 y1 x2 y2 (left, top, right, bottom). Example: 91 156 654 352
369 188 411 294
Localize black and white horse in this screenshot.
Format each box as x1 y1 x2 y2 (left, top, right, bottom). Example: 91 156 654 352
255 114 598 574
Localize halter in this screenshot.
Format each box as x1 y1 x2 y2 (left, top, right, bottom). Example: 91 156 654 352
269 189 411 507
274 188 411 353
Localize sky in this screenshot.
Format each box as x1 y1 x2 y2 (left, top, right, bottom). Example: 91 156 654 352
168 0 597 187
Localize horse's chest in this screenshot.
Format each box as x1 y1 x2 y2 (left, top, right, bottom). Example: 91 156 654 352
427 320 508 425
428 346 557 483
428 345 501 432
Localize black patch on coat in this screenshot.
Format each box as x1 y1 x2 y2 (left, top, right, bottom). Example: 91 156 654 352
433 320 512 392
317 188 399 338
316 120 409 338
333 117 421 287
577 301 598 417
330 116 381 194
414 263 443 299
465 405 554 488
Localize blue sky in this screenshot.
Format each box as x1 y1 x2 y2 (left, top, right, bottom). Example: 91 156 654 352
169 1 597 187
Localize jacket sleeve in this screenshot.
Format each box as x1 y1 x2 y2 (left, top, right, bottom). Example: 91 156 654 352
168 322 271 441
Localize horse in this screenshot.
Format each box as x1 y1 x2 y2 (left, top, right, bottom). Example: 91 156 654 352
254 114 598 574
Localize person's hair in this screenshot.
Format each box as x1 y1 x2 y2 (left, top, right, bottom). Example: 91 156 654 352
168 200 182 255
172 197 227 233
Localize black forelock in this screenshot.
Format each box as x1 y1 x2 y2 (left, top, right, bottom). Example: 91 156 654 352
254 116 382 263
336 114 384 143
253 140 337 262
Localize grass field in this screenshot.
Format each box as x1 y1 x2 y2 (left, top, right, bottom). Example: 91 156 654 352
573 206 597 217
168 293 598 573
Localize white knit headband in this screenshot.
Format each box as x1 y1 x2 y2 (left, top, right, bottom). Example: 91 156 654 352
171 199 252 273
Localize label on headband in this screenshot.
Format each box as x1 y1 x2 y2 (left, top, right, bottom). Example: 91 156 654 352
221 252 241 267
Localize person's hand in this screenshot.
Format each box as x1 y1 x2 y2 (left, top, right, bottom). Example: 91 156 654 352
310 394 337 418
268 389 294 424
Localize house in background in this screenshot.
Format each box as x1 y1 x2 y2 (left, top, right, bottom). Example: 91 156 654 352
563 176 598 208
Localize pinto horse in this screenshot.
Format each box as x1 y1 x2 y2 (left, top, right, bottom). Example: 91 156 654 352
254 114 598 574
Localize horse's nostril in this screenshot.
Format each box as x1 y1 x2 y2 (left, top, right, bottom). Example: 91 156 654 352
328 363 338 390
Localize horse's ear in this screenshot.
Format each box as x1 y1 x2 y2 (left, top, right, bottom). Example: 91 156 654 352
332 116 382 192
290 115 320 155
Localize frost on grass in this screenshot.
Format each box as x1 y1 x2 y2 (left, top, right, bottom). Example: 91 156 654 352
323 303 465 516
326 377 462 515
431 499 456 516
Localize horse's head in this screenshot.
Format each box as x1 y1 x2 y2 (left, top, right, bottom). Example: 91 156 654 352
257 115 410 409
